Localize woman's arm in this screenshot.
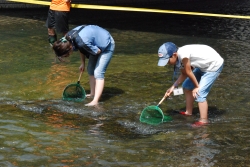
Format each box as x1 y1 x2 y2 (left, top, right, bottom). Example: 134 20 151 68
79 52 86 72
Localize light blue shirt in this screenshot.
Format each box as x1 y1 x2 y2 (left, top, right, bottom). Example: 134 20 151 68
72 25 111 55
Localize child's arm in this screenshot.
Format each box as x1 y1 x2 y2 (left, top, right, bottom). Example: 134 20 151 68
164 72 187 97
182 58 199 98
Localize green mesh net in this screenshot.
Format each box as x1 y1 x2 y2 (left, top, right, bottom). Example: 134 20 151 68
62 83 86 102
139 105 172 125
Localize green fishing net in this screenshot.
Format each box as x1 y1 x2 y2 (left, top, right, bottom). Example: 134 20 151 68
139 105 172 125
62 83 86 102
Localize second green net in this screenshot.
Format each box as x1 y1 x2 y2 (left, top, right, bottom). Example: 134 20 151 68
140 105 172 125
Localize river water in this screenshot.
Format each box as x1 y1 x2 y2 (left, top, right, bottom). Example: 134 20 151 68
0 1 250 166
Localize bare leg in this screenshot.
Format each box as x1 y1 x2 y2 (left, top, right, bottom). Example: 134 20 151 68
86 75 95 98
48 28 55 36
184 89 194 115
85 78 104 106
48 28 57 45
198 101 209 123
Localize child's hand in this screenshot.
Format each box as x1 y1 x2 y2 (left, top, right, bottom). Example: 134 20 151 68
192 87 199 98
165 85 175 97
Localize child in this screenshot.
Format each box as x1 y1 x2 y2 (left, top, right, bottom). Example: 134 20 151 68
53 25 115 106
157 42 224 126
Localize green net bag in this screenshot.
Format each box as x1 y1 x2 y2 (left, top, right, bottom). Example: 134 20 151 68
62 72 86 102
140 105 172 125
62 83 86 102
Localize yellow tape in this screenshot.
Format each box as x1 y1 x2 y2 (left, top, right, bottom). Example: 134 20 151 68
7 0 250 19
8 0 50 5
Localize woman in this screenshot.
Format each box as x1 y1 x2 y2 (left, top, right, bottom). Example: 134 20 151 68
53 25 115 106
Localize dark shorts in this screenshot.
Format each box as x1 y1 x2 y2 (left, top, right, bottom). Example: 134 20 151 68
45 9 69 34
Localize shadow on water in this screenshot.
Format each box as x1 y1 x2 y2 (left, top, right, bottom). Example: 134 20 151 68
169 106 226 117
96 86 125 102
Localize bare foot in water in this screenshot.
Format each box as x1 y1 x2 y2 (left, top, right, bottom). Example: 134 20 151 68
85 101 98 106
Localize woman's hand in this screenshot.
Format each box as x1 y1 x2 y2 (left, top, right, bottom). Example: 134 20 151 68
79 64 85 72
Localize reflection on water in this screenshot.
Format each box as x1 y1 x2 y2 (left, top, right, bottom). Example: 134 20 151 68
1 2 250 166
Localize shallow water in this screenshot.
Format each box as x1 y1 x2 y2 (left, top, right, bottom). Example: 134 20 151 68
1 1 250 166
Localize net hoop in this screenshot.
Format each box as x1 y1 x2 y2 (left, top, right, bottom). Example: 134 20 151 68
139 105 172 125
62 83 86 102
139 105 164 125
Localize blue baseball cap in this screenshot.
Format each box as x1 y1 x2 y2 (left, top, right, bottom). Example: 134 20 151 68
158 42 177 66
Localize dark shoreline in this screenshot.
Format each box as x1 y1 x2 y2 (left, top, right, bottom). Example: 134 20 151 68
1 0 249 41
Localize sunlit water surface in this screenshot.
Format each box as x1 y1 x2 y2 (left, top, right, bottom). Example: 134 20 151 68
0 3 250 166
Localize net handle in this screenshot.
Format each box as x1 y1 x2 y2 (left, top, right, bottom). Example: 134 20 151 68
157 95 168 106
77 71 83 84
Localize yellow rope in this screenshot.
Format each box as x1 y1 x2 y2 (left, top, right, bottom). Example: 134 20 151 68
7 0 250 19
